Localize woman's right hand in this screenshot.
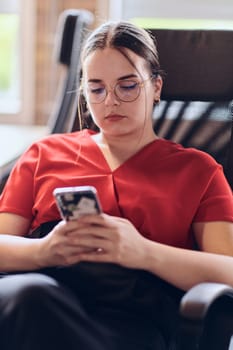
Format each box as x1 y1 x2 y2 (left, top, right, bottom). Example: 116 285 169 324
0 213 92 271
37 220 95 268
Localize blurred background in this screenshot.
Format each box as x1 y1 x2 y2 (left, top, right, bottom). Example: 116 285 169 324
0 0 233 127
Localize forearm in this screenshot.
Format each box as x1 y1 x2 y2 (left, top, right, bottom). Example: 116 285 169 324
142 239 233 291
0 234 42 272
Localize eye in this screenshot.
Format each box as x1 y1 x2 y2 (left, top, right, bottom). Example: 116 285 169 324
87 84 105 95
90 87 105 95
118 80 138 91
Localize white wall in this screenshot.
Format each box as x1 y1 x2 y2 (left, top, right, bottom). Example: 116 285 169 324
109 0 233 21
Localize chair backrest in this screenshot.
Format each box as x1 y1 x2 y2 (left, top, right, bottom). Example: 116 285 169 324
148 28 233 189
48 9 94 134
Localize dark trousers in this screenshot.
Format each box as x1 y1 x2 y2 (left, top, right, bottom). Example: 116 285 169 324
0 273 115 350
0 265 181 350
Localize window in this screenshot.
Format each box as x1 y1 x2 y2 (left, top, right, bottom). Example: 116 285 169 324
0 0 36 124
109 0 233 22
0 1 19 115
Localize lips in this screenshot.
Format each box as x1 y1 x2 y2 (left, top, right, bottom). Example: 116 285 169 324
105 114 126 122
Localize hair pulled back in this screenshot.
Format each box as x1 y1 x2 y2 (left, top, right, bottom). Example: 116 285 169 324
81 21 162 77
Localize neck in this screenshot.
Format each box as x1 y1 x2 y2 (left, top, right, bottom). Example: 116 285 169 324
91 128 158 171
93 128 158 157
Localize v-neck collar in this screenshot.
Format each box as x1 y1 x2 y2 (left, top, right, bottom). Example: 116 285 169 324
83 129 162 173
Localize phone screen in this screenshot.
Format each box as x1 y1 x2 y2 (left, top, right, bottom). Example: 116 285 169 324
53 186 102 220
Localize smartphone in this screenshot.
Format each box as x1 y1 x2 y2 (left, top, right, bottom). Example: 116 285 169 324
53 185 102 221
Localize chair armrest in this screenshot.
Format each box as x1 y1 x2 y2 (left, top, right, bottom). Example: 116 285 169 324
178 283 233 350
180 282 233 320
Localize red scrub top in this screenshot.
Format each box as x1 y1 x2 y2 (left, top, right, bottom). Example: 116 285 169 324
0 129 232 249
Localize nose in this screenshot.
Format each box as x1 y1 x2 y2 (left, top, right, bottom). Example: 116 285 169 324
104 89 120 106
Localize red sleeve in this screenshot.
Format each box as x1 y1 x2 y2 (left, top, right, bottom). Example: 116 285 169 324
0 143 39 220
193 165 233 222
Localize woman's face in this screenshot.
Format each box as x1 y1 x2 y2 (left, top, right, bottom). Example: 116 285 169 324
82 47 162 138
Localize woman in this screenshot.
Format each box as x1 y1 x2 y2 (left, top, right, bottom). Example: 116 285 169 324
0 20 232 350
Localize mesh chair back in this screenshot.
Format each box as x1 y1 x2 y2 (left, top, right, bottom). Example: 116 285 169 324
148 28 233 188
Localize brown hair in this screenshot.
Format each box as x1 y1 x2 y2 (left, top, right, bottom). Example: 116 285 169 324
81 20 162 77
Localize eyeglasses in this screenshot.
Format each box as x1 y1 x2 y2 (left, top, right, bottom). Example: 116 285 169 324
84 76 155 104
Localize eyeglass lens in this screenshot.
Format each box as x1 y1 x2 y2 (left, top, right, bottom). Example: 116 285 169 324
86 80 141 103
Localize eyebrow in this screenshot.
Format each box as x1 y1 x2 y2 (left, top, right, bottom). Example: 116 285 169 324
87 74 139 83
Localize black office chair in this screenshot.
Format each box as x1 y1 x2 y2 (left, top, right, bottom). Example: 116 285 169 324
48 8 94 134
147 27 233 349
1 16 233 349
150 27 233 189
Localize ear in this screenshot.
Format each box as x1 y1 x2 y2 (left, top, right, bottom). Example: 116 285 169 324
153 75 163 102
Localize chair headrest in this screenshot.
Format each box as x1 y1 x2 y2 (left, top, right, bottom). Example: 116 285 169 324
148 29 233 101
55 9 94 66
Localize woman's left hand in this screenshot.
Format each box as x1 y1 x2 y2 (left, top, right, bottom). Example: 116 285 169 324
68 213 148 269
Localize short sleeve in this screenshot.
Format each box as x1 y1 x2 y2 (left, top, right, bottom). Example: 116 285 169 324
0 143 39 220
193 165 233 222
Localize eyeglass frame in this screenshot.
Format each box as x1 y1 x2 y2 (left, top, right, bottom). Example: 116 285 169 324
82 74 158 104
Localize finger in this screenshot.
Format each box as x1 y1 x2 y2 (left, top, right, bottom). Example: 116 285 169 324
78 213 114 227
54 219 88 236
69 234 111 252
68 226 111 240
78 250 111 263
